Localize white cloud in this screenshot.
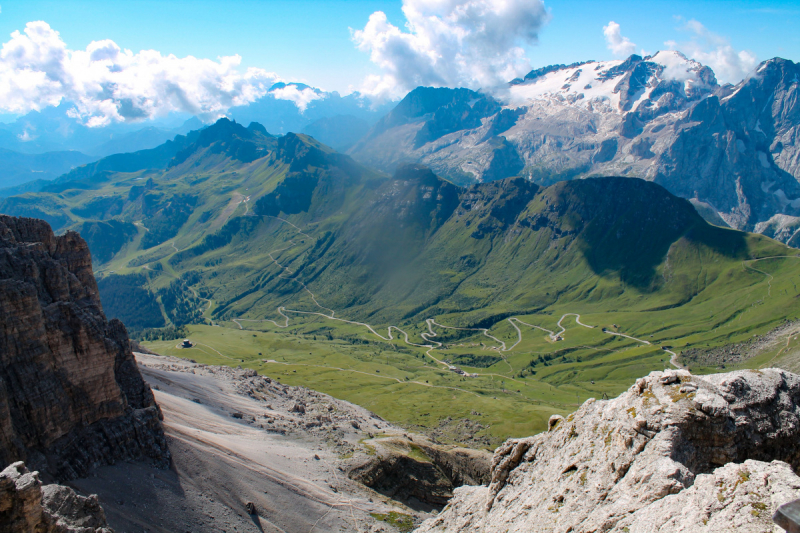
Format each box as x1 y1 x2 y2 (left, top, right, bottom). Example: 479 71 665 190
269 84 323 113
666 19 757 84
603 21 636 57
0 21 315 126
352 0 551 100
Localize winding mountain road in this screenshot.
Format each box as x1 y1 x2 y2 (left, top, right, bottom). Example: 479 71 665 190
226 227 682 377
664 348 682 369
214 217 800 377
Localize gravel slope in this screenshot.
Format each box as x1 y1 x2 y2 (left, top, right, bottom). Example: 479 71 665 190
70 353 429 533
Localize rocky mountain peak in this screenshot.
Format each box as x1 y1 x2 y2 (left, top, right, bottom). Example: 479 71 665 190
276 131 333 168
169 117 274 167
363 87 498 142
723 57 798 115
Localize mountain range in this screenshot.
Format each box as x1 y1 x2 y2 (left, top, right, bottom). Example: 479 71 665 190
0 83 392 198
0 117 795 352
349 52 800 242
3 53 800 247
2 17 800 530
0 149 95 193
3 68 800 532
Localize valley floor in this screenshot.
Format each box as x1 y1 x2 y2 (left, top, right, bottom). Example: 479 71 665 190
70 353 426 533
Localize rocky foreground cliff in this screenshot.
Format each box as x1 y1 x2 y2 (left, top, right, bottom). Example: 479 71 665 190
417 368 800 532
0 215 169 480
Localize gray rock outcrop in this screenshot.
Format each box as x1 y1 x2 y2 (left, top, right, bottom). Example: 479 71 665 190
0 462 112 532
0 215 169 480
416 368 800 532
755 214 800 248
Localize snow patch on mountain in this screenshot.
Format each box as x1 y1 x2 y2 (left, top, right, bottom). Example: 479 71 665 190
507 51 717 114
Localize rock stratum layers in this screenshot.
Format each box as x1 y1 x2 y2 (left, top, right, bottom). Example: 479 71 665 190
0 215 169 480
417 368 800 532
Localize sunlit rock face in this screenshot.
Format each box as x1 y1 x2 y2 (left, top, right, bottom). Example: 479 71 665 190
416 368 800 533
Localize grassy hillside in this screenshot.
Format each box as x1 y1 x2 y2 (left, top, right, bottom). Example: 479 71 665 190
3 118 799 445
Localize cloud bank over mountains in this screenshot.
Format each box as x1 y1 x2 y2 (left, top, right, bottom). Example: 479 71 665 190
0 10 764 128
602 18 757 85
666 19 758 85
0 21 323 126
352 0 551 99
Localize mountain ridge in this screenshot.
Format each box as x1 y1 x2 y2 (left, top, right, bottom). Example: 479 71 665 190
349 54 800 242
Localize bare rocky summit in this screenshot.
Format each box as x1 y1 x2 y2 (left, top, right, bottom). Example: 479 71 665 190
0 215 169 480
0 462 112 532
417 368 800 532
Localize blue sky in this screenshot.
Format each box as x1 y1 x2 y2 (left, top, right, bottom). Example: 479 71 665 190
1 0 797 93
0 0 796 126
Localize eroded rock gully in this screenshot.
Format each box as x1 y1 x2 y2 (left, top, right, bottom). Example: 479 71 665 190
0 215 169 480
348 437 491 507
417 368 800 532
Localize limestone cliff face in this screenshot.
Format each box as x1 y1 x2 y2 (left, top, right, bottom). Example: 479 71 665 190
0 215 169 480
417 368 800 532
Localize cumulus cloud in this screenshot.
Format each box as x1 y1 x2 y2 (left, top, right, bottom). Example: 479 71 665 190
269 84 323 112
0 21 314 126
352 0 551 100
667 19 757 84
603 21 636 57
